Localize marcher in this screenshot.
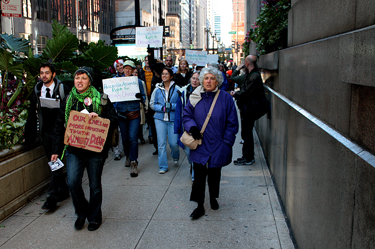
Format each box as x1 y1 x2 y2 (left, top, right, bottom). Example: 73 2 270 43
114 60 146 177
164 56 177 74
175 71 201 181
133 67 148 144
230 55 265 165
51 67 118 231
182 67 239 219
112 59 125 160
174 59 192 87
140 56 158 153
24 62 70 211
150 68 180 174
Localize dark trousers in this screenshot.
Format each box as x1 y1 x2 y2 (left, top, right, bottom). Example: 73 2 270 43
42 133 69 201
65 151 104 223
190 163 222 204
240 110 255 161
146 109 157 150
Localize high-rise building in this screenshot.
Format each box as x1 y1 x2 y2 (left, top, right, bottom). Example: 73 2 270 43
1 0 115 54
231 0 245 63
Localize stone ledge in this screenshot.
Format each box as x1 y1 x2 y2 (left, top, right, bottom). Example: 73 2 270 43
259 51 279 70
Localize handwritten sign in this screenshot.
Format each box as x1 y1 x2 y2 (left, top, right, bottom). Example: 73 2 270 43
64 111 110 153
136 26 163 48
185 50 208 66
102 76 140 102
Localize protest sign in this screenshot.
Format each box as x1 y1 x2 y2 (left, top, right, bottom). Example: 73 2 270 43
102 76 140 102
185 50 208 66
207 54 219 64
64 111 110 153
136 26 163 48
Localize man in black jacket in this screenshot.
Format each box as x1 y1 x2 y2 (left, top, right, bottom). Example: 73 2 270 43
24 62 70 210
230 55 265 165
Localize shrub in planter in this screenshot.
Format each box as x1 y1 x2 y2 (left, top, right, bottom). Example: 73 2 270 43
244 0 291 55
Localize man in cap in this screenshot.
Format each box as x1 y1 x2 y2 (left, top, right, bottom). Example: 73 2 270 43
114 60 146 177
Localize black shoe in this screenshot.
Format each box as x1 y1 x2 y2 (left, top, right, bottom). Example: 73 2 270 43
114 155 121 161
240 140 244 144
88 222 101 231
210 198 219 210
74 216 86 230
153 150 158 155
140 138 145 144
149 137 154 144
57 191 70 202
190 207 205 220
234 159 255 165
42 198 57 210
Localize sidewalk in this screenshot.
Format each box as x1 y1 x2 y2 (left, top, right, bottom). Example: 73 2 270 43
0 128 295 249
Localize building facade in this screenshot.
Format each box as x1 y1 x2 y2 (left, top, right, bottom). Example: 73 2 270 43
231 0 244 63
1 0 115 54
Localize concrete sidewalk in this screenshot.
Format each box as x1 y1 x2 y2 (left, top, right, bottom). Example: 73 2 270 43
0 129 295 249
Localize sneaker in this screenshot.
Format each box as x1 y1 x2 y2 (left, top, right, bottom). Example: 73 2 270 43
234 159 255 165
114 155 121 161
240 140 244 144
125 157 130 167
159 169 167 174
174 159 178 164
233 157 246 164
130 161 138 177
152 150 158 155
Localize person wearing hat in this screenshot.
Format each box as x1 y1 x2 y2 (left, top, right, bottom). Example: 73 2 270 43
51 66 118 231
114 59 125 77
114 60 146 177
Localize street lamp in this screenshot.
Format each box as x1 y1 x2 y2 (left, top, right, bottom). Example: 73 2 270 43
205 27 210 52
78 24 87 41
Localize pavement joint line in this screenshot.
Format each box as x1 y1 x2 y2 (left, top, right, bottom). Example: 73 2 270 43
253 128 285 249
133 150 186 249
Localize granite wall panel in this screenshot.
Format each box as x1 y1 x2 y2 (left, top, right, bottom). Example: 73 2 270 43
355 0 375 28
289 0 355 46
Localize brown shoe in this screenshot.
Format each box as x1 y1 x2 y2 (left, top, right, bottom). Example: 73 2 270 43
125 157 130 167
130 161 138 177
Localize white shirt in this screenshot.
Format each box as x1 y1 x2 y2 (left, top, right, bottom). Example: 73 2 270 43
41 82 55 98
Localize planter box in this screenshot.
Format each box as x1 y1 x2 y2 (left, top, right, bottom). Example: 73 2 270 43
259 51 279 70
0 145 50 221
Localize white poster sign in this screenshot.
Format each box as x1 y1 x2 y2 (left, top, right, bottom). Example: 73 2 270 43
1 0 21 17
136 26 163 48
185 50 208 66
207 54 219 64
102 76 140 102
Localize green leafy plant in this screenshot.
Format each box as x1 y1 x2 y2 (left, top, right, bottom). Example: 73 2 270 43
0 20 118 150
244 0 291 55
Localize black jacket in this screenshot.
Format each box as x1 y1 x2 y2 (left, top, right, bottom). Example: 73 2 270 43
52 93 118 159
174 71 193 87
24 78 70 144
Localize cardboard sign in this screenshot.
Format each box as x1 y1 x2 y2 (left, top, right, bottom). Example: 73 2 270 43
185 50 208 66
64 111 110 153
136 26 163 48
102 76 140 102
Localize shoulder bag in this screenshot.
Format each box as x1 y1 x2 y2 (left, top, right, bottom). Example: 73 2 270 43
180 90 220 150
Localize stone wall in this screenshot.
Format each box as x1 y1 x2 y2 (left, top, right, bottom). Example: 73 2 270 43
255 0 375 248
0 146 50 221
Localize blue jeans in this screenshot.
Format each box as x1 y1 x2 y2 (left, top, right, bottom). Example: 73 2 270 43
65 151 104 223
155 119 179 171
118 116 140 161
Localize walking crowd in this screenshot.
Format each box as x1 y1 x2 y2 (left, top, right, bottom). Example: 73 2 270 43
24 54 269 230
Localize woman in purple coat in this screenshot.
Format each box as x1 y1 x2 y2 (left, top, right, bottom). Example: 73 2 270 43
182 67 239 220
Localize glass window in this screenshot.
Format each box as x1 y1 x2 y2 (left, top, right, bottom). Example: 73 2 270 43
22 0 32 18
37 36 48 54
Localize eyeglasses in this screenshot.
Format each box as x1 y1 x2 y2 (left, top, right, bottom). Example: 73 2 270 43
166 60 172 61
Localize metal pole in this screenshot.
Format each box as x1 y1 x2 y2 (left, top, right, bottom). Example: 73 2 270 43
236 0 239 64
76 0 79 38
159 0 163 59
135 0 140 27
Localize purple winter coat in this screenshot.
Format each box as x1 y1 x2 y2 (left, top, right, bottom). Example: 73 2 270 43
182 88 239 168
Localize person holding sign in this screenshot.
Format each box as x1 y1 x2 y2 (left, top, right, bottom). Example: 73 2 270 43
24 62 70 211
51 67 118 231
174 60 193 87
114 60 146 177
150 68 181 174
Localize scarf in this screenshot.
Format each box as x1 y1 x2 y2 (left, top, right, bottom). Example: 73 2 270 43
61 85 101 158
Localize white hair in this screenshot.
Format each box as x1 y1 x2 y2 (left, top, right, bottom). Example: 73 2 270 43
199 66 223 88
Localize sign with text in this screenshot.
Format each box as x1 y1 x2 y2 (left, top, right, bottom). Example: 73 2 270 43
1 0 22 17
136 26 163 48
64 111 110 153
207 54 219 64
185 50 208 66
102 76 140 102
